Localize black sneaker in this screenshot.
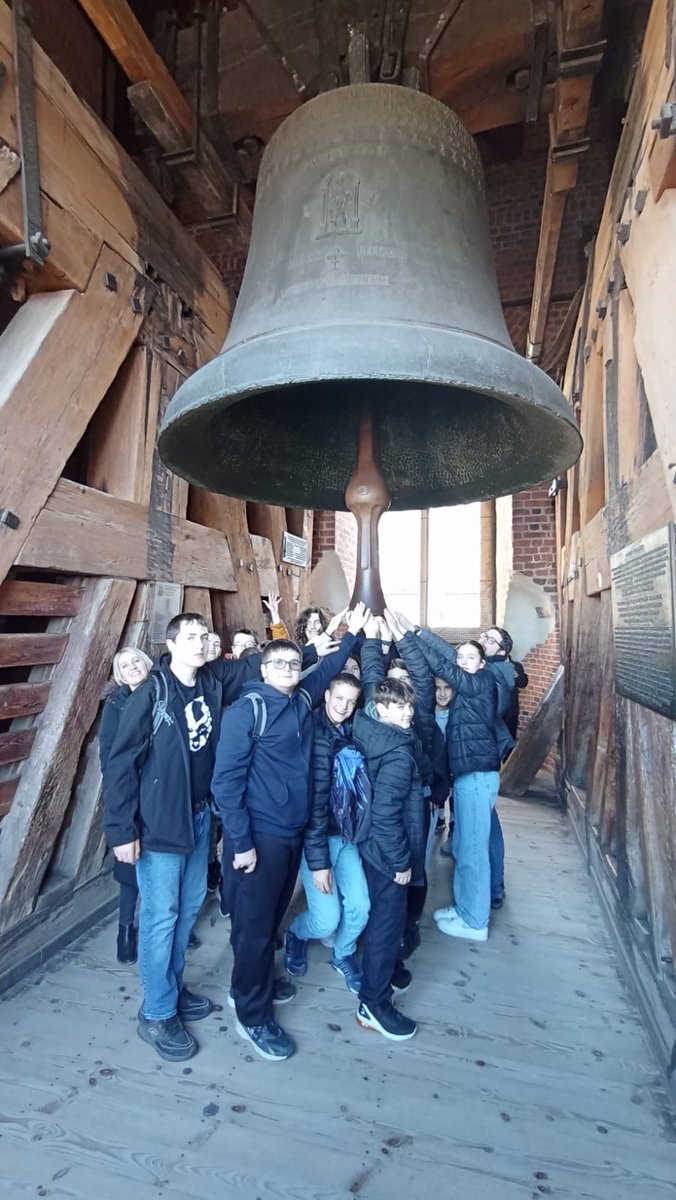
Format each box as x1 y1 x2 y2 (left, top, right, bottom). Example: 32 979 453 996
435 813 446 834
228 977 297 1010
219 893 230 919
284 929 308 977
116 923 137 964
491 886 506 911
178 988 213 1021
391 963 412 994
356 1001 417 1041
273 977 297 1004
206 860 221 893
235 1019 295 1060
187 930 201 949
137 1011 198 1061
331 954 362 995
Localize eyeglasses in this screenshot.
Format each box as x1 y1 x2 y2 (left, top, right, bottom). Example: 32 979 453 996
267 658 302 672
482 634 503 648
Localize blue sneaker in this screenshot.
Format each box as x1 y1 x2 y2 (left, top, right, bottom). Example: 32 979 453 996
284 929 308 977
331 954 362 995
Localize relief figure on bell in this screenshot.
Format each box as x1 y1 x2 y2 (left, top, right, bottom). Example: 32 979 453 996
317 170 362 239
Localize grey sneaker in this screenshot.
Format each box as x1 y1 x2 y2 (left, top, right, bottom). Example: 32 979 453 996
235 1019 295 1060
331 954 361 995
137 1011 198 1061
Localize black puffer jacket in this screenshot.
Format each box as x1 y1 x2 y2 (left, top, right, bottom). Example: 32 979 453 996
393 631 452 806
360 636 434 793
99 684 135 887
303 708 352 871
412 630 501 778
352 705 426 887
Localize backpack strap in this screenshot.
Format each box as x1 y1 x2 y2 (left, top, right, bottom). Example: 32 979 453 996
243 692 268 742
150 673 172 737
298 687 313 713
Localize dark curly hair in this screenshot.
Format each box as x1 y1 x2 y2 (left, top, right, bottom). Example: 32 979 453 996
295 606 328 645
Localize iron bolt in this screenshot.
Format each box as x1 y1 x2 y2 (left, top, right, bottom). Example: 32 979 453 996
651 103 676 139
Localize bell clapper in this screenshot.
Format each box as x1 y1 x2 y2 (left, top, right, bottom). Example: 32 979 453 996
345 403 391 616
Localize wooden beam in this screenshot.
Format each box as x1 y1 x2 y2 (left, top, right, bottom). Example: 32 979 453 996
76 0 252 238
188 488 266 641
0 633 68 668
0 778 18 818
246 503 296 630
0 246 142 589
85 346 159 506
0 577 135 928
0 581 83 617
618 159 676 522
581 450 673 594
0 2 230 335
577 339 606 528
0 728 36 767
0 682 51 720
17 479 237 591
527 161 568 360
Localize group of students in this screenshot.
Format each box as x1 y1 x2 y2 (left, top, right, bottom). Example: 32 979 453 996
100 599 526 1063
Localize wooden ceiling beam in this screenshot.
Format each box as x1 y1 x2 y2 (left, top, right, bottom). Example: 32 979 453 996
74 0 252 240
527 0 606 363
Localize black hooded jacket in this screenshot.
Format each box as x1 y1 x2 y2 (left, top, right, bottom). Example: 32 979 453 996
352 705 426 887
103 652 262 855
412 630 501 777
303 707 353 871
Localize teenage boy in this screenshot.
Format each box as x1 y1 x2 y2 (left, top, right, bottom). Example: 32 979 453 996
103 612 268 1063
211 604 369 1062
351 677 421 1042
284 672 369 995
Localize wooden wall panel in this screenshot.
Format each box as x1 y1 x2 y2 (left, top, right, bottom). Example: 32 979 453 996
0 246 142 589
0 577 135 929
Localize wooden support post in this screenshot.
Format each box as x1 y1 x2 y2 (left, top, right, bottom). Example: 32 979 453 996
0 246 142 588
527 160 570 361
75 0 253 236
188 489 265 642
247 503 297 629
0 577 136 929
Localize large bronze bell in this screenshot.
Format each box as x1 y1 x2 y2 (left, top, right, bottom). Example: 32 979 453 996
159 84 581 511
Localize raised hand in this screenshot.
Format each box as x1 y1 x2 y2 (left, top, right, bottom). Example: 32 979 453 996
263 592 282 624
364 613 380 639
347 601 371 635
325 607 348 637
395 610 416 633
384 607 405 640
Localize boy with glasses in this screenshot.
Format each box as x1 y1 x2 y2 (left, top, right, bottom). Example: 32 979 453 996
211 604 369 1061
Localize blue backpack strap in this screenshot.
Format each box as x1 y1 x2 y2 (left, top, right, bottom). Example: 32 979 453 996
298 687 313 713
151 673 171 737
243 692 267 742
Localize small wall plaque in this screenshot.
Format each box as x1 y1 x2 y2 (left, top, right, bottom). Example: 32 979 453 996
150 582 183 645
282 532 309 569
610 524 676 719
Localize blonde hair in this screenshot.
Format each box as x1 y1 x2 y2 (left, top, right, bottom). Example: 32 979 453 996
112 646 153 687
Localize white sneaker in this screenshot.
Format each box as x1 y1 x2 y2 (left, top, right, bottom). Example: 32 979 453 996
436 913 488 942
433 905 457 922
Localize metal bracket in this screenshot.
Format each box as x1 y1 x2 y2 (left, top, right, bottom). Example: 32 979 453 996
379 1 412 84
0 0 50 284
557 40 606 78
651 102 676 139
550 136 591 161
418 0 465 94
0 507 20 529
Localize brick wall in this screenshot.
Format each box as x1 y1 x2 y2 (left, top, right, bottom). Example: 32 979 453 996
510 485 560 735
311 510 336 567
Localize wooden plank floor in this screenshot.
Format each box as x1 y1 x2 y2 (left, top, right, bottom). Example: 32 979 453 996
1 798 675 1200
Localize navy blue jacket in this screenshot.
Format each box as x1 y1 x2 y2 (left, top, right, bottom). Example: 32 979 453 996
413 629 501 778
212 633 358 852
352 705 425 886
103 653 263 855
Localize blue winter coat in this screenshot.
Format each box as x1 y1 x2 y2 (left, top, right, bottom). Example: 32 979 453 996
211 634 358 853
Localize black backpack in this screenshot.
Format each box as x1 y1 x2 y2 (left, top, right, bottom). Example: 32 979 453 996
329 745 373 844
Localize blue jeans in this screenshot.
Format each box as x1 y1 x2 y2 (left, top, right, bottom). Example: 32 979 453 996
290 838 370 959
452 772 500 930
489 808 505 900
136 808 210 1021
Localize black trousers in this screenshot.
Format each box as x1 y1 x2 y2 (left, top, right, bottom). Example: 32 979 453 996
359 859 408 1009
225 831 302 1027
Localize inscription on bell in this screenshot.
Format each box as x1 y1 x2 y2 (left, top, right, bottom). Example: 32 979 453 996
610 524 676 719
317 171 362 239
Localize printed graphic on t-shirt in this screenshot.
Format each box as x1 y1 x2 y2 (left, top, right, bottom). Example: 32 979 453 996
184 695 213 752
